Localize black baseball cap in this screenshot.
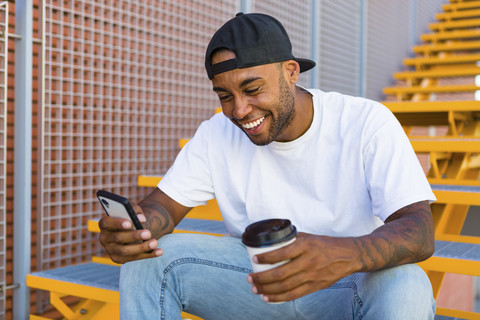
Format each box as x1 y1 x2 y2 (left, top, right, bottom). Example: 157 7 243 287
205 12 316 80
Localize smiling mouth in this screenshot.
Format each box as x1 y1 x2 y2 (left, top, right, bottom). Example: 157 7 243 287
241 116 265 130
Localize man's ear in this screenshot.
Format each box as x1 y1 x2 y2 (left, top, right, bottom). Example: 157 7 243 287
283 60 300 84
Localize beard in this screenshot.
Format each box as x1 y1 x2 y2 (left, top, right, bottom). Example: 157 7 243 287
250 75 296 146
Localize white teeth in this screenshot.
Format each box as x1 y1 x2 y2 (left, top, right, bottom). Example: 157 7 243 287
242 117 265 129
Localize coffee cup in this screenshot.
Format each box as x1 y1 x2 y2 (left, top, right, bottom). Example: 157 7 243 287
241 219 297 273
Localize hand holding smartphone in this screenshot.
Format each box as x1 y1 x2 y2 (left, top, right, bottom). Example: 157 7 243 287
97 190 144 230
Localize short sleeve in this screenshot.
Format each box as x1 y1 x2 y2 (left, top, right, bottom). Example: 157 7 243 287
158 121 215 208
363 117 436 221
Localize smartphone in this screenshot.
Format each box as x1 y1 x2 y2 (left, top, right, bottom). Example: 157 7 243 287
96 190 144 230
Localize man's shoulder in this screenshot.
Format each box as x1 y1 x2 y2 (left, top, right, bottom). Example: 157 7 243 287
312 89 393 119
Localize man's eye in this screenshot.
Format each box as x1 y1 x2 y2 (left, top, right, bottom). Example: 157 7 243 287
245 88 259 94
219 95 232 101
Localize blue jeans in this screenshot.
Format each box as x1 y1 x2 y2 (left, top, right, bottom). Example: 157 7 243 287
120 233 435 319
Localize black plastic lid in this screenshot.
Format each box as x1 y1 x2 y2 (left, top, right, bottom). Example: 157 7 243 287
241 219 297 248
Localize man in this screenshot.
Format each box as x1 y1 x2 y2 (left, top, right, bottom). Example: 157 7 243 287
100 12 436 319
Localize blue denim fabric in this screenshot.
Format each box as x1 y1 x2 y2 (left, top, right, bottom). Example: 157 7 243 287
120 233 435 320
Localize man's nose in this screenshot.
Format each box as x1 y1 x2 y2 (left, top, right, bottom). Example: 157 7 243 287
232 96 252 120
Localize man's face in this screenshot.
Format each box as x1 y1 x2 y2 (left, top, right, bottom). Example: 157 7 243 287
211 50 296 146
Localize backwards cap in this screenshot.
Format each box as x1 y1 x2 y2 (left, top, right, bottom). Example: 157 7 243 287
205 12 316 80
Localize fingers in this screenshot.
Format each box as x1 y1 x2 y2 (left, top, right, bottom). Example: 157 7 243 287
100 229 163 264
249 257 298 284
248 259 335 302
252 232 313 265
256 281 321 303
247 233 360 302
253 243 298 266
131 204 147 223
104 237 163 264
247 233 325 302
99 215 134 232
99 215 162 264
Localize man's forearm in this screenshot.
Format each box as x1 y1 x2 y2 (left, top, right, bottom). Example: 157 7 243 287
353 200 435 272
138 197 176 239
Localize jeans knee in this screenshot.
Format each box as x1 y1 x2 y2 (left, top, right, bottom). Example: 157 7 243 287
119 233 231 292
120 258 152 292
394 264 434 303
359 264 435 319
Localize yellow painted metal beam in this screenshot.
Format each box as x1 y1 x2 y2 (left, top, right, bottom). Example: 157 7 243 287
384 84 480 95
469 154 480 168
383 100 480 112
430 19 480 32
436 307 480 320
26 275 119 303
179 138 189 148
137 174 163 187
442 1 480 11
87 218 101 233
417 256 480 276
382 101 480 128
30 315 51 320
91 256 120 266
436 308 480 320
182 200 223 220
50 292 75 319
404 53 480 66
393 66 480 79
409 136 480 152
433 190 480 206
436 8 480 20
443 308 480 320
421 29 480 42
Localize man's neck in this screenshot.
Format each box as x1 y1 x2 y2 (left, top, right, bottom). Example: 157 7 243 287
293 86 314 139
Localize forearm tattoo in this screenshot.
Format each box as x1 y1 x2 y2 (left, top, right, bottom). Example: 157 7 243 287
139 202 175 239
354 200 434 271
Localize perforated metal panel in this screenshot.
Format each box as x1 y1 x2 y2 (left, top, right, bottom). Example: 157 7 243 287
317 0 362 95
413 0 448 46
252 0 312 88
0 3 6 317
39 0 235 269
364 0 411 100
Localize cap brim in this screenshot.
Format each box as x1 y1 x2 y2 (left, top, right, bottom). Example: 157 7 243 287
296 58 316 73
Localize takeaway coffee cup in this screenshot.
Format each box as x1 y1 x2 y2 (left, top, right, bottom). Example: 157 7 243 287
241 219 297 273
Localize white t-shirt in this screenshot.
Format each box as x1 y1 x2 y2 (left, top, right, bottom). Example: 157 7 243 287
159 89 436 238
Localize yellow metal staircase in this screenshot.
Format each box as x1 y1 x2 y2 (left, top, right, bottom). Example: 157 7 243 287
383 0 480 318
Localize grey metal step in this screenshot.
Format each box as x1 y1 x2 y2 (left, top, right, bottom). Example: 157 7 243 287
434 240 480 262
30 262 120 291
431 184 480 193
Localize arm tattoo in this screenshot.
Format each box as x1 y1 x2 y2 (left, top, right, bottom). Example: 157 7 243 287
139 202 175 239
354 200 434 272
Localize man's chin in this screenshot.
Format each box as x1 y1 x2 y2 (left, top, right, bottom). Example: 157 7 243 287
245 133 273 146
